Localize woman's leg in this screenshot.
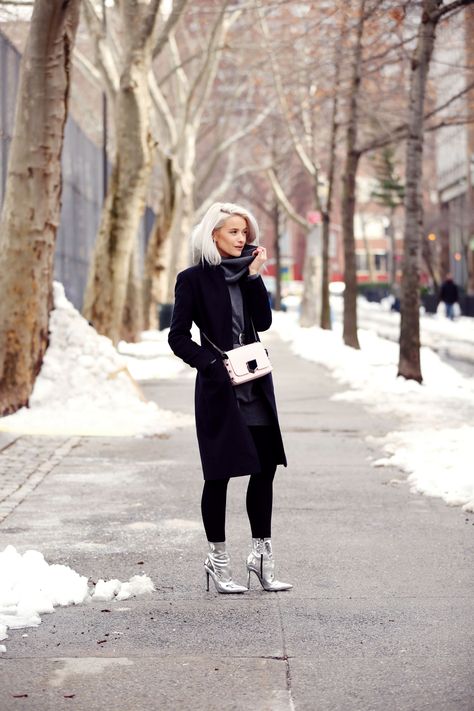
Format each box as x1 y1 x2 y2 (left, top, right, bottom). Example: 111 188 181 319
246 468 276 537
201 478 229 542
246 425 277 538
245 425 292 591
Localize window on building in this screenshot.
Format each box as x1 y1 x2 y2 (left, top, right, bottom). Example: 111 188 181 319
356 253 368 271
374 253 387 272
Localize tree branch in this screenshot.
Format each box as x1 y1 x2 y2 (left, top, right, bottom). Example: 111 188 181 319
198 106 272 189
359 79 474 153
267 168 311 231
256 2 316 179
152 0 189 58
434 0 474 20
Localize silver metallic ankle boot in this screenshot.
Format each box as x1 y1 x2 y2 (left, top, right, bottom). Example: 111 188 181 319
246 538 293 592
204 541 248 594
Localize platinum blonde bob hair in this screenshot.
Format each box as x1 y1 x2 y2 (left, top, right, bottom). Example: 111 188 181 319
191 202 259 266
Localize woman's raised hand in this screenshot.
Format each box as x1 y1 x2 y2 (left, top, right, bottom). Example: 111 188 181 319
249 246 267 275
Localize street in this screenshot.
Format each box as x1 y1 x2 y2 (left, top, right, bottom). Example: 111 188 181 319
0 330 473 711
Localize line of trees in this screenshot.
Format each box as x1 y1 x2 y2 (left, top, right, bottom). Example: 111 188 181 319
0 0 473 415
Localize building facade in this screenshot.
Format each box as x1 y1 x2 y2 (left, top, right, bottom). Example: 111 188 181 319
435 7 474 293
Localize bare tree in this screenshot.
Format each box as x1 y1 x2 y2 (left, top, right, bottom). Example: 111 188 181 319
82 0 188 344
257 2 344 329
398 0 474 382
146 2 247 313
341 0 366 349
0 0 80 416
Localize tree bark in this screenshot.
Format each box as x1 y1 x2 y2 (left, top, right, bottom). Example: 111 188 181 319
421 232 440 290
83 0 161 345
164 159 195 303
121 239 144 342
360 213 375 283
143 157 175 329
320 20 343 331
273 201 282 311
320 213 331 329
398 0 439 382
300 227 322 328
439 202 450 279
341 0 365 349
342 147 361 348
388 206 397 290
0 0 80 416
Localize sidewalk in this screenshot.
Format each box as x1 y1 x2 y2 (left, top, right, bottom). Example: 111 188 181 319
0 331 472 711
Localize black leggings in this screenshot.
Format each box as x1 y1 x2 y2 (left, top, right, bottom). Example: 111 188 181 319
201 425 277 541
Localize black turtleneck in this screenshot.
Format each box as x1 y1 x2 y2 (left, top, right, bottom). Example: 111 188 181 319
218 245 272 427
220 244 258 347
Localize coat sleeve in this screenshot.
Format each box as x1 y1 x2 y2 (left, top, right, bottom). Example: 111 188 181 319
242 274 272 331
168 271 216 372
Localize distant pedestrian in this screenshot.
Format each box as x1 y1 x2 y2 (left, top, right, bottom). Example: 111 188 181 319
439 273 459 320
168 202 291 594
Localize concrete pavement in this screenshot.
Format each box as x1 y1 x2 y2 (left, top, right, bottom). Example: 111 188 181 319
0 330 473 710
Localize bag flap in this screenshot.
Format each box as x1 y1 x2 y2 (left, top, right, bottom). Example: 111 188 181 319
226 342 270 377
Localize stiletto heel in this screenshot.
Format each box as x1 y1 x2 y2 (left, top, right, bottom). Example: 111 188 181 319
246 538 292 592
205 570 210 592
204 541 248 594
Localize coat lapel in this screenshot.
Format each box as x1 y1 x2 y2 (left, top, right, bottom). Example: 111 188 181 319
199 263 233 350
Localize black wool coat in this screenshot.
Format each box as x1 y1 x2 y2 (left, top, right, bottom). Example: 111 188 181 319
168 261 287 480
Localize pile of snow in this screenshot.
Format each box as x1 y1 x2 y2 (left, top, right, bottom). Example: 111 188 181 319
92 575 154 602
0 545 155 654
271 311 474 512
0 283 192 436
331 295 474 365
118 329 185 381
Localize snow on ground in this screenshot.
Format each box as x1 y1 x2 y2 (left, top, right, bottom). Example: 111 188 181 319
331 295 474 367
271 310 474 512
0 545 155 654
117 329 186 381
0 283 192 436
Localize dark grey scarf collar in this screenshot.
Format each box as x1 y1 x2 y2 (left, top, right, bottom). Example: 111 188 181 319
220 244 256 284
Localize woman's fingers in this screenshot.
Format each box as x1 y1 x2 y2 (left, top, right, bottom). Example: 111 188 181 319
252 247 267 260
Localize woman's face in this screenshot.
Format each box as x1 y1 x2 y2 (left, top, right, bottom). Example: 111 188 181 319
213 215 249 258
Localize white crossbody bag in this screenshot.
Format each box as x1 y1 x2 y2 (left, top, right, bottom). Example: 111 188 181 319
202 323 272 386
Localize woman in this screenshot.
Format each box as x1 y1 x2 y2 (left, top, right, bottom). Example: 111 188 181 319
168 202 291 594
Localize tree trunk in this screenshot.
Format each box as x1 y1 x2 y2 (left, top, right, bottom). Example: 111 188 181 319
273 201 282 311
143 157 175 329
341 0 365 349
0 0 80 416
439 202 450 279
421 231 440 290
164 170 195 304
320 26 342 331
83 62 155 344
398 1 439 382
83 2 159 345
388 206 397 290
300 227 321 327
467 179 474 294
320 213 331 329
121 239 144 342
342 148 361 348
361 212 375 283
